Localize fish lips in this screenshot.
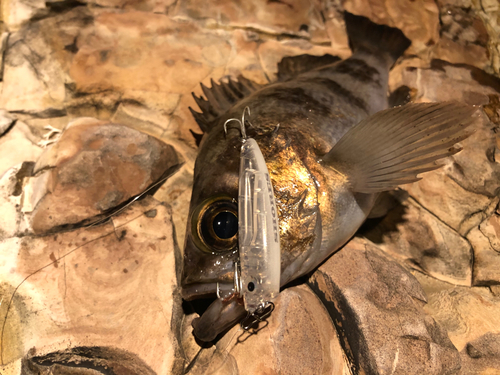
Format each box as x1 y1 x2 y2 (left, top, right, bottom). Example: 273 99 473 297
181 234 238 300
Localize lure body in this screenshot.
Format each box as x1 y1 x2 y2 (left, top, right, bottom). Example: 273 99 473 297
238 138 281 313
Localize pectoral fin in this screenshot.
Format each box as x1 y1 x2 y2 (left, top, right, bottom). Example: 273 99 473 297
322 102 478 193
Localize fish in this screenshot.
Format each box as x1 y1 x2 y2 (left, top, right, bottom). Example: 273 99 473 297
181 12 477 342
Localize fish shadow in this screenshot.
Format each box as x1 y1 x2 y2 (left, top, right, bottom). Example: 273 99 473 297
356 190 409 244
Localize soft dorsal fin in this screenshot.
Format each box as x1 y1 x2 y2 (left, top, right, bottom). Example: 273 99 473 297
322 102 478 193
277 54 341 82
189 76 262 134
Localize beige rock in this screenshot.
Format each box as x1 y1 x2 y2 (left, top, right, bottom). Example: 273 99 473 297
0 110 14 135
364 194 473 286
185 284 350 375
109 101 198 247
0 120 41 177
28 117 181 234
313 0 350 55
473 0 500 75
0 0 45 31
0 196 184 373
0 32 8 80
309 237 460 375
460 333 500 375
171 0 330 44
70 11 230 99
85 0 176 13
431 1 490 69
415 272 500 354
0 163 34 240
1 24 65 112
467 215 500 286
154 165 193 248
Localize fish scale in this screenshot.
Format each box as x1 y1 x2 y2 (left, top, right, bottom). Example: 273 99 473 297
182 12 478 342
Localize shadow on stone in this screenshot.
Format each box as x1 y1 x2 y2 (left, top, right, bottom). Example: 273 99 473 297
22 346 156 375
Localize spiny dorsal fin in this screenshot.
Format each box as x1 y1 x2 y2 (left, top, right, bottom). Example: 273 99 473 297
322 102 478 193
189 76 262 134
277 54 341 82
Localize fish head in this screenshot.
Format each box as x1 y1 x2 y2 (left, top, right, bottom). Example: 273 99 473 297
181 120 323 303
181 126 241 300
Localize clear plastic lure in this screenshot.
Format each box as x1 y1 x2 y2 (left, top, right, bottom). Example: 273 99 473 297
224 108 281 315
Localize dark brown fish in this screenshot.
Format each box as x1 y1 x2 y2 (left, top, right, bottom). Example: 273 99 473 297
181 12 477 342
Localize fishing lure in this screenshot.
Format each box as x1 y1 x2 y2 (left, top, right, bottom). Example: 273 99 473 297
224 107 281 328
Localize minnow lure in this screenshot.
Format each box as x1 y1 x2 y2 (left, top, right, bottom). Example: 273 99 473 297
224 108 280 325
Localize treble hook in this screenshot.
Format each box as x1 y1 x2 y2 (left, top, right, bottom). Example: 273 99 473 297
223 106 252 140
240 301 275 331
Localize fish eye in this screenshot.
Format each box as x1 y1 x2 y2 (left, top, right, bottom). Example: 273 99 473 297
191 197 238 253
212 211 238 239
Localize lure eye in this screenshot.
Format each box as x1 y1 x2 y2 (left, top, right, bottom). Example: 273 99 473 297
191 197 238 253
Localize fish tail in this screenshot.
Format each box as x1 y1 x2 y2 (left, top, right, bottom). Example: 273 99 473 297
344 11 411 66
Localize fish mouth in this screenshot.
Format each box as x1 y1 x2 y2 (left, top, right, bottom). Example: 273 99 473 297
181 282 234 300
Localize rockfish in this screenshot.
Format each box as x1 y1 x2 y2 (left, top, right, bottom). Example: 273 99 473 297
181 12 476 341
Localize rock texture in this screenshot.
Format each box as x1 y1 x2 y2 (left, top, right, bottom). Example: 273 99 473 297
0 0 500 374
309 238 460 375
0 196 184 373
25 117 181 234
184 285 350 375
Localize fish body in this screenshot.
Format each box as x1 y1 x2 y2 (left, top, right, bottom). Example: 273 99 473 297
181 13 476 341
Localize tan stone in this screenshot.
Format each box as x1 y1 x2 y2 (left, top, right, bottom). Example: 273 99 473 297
28 117 181 234
415 272 500 353
86 0 176 13
0 0 45 31
185 285 349 375
171 0 330 44
460 333 500 375
0 163 35 240
0 110 14 135
467 215 500 286
365 195 473 286
70 11 230 98
0 196 184 373
0 7 91 112
309 237 460 375
0 120 41 177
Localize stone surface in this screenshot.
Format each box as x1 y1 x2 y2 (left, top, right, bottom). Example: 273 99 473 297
362 194 473 286
0 196 184 373
0 110 14 136
0 163 33 241
467 212 500 286
0 0 500 373
460 333 500 375
433 0 490 69
171 0 330 43
0 120 41 177
309 238 461 375
415 271 500 357
0 9 80 113
185 284 350 375
0 0 45 31
27 117 181 234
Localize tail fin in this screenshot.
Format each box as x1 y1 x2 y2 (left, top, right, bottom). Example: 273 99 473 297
344 12 411 65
